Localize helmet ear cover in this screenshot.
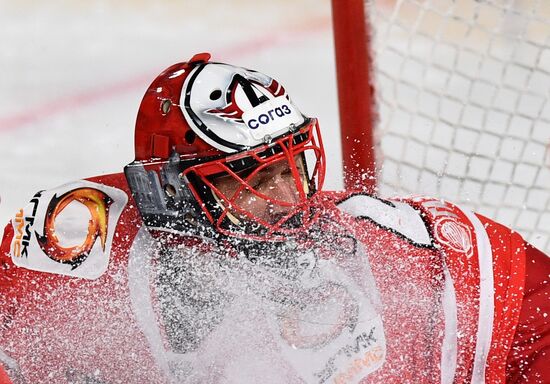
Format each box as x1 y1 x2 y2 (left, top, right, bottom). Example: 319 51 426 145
181 118 325 240
124 154 219 243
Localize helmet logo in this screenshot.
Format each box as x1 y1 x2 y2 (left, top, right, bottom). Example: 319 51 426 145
242 96 298 136
247 104 292 129
206 74 286 124
182 63 306 152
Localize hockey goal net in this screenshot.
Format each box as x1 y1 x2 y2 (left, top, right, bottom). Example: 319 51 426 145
333 0 550 252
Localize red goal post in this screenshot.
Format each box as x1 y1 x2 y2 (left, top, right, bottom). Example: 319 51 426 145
331 0 377 193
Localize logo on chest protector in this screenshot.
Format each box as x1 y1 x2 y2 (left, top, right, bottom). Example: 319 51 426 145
434 216 473 257
315 325 385 384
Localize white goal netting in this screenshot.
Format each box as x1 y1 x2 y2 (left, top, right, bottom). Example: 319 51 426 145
368 0 550 251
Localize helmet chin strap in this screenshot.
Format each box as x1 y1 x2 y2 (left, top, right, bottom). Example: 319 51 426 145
297 155 311 196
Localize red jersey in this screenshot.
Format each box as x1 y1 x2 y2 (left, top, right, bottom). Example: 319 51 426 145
0 172 544 383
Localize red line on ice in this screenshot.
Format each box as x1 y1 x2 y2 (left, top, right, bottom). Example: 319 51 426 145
0 16 330 132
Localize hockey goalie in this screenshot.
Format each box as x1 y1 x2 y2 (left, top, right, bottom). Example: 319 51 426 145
0 53 548 384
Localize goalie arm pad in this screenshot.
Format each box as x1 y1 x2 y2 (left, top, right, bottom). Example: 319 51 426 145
506 242 550 383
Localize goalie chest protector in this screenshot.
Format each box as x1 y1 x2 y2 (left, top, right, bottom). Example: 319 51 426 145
332 192 526 384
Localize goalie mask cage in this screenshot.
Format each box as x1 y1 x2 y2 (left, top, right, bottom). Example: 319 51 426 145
332 0 550 252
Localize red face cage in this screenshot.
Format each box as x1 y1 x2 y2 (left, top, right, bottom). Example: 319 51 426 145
182 119 326 241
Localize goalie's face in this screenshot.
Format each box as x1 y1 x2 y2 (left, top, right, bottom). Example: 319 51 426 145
212 155 309 225
183 120 325 240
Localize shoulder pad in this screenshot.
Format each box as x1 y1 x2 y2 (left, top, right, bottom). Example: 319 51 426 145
336 193 433 247
6 179 128 280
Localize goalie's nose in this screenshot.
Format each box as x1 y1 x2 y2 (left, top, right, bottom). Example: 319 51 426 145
258 169 301 206
258 172 303 225
273 173 301 203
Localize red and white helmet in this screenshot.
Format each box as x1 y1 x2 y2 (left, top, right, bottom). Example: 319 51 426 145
127 53 326 240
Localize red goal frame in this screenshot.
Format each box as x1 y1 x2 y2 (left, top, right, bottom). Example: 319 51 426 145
331 0 377 192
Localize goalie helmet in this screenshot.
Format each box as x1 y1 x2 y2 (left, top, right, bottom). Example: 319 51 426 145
128 53 326 240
